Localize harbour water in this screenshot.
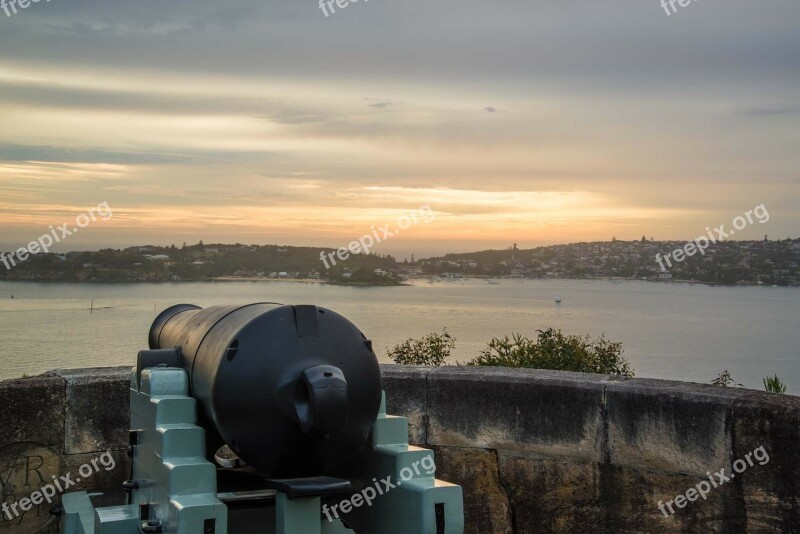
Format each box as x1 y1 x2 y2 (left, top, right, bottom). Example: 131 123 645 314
0 279 797 394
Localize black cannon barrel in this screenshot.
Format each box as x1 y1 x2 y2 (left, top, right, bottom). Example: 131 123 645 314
147 303 382 477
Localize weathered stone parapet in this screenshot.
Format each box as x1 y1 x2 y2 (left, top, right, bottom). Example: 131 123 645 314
0 367 131 534
384 366 800 533
382 364 429 445
56 367 131 455
427 367 606 462
0 364 798 533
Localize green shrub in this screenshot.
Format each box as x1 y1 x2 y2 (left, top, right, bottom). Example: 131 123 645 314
712 370 742 388
763 374 787 394
468 328 633 376
388 329 455 367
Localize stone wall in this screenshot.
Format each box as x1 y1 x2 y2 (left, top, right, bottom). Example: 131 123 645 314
383 366 800 534
0 368 131 534
1 365 798 533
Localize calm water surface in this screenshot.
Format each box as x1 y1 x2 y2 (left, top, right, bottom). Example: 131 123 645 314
0 279 797 394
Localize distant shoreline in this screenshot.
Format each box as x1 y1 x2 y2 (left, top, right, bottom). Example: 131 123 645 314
0 275 793 288
213 276 409 287
411 274 780 288
0 276 405 287
213 276 324 284
3 239 796 287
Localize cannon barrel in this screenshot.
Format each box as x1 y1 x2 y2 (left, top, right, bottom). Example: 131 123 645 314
146 303 382 477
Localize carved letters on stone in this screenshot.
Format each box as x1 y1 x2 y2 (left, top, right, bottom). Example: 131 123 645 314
0 442 63 533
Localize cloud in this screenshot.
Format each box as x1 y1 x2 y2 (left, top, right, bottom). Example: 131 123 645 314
0 0 798 250
739 105 800 117
365 98 396 109
0 145 197 164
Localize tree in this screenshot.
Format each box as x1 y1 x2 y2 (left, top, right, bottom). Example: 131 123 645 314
388 329 455 367
468 328 633 376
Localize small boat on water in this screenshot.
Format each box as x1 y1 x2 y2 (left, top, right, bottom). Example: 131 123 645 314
555 292 562 303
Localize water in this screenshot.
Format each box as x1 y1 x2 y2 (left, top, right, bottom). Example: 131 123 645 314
0 279 797 394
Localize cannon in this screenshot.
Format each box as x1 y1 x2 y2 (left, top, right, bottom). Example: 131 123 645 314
59 303 464 534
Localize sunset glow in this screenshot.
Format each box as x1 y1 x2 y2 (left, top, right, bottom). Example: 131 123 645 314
1 0 798 257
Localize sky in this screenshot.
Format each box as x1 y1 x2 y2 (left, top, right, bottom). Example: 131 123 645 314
0 0 798 258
